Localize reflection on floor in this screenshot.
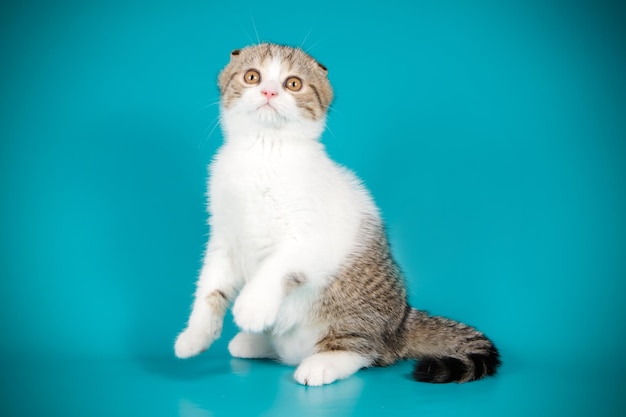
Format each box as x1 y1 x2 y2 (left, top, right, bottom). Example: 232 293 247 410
1 350 623 417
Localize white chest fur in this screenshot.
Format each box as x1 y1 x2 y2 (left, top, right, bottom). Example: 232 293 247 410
208 133 377 284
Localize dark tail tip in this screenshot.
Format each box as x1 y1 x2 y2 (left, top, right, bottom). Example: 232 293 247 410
413 357 467 383
413 346 501 383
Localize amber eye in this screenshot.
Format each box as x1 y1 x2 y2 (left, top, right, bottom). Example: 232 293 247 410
243 69 261 85
284 76 303 92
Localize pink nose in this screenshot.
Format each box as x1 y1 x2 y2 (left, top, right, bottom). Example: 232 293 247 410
261 90 278 99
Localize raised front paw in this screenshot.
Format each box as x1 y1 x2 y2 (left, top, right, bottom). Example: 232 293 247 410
174 327 215 359
232 289 280 333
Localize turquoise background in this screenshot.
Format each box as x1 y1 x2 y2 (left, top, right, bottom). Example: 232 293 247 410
1 0 625 416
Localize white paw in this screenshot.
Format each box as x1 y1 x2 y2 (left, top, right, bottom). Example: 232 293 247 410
232 289 280 333
174 328 215 359
228 332 276 359
293 352 370 386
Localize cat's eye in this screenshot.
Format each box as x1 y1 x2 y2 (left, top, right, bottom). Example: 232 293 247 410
284 76 303 92
244 69 261 85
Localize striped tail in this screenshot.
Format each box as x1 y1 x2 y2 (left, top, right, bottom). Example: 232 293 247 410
402 308 501 383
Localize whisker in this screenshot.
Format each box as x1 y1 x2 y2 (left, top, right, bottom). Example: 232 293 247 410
322 103 343 116
250 13 261 44
239 22 256 46
325 122 337 139
194 100 221 115
324 112 337 124
304 40 320 53
299 27 313 49
199 114 222 150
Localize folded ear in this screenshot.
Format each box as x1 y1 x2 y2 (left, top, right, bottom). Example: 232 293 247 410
230 49 241 59
317 62 328 75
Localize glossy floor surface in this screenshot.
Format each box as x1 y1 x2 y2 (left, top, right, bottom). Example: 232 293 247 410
2 1 626 416
3 349 623 417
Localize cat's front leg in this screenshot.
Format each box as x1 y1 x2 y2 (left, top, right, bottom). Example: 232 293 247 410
232 275 283 333
174 244 239 358
232 252 307 333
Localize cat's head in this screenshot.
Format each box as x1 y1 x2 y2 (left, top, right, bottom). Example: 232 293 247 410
218 43 333 137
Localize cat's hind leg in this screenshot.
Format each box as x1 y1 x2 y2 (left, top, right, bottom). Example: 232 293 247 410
228 331 277 359
293 351 371 386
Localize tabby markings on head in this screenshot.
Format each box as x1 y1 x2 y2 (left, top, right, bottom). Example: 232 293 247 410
218 43 333 121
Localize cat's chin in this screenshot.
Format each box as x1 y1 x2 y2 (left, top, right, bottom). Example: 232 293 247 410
221 107 325 140
253 106 287 126
228 111 291 130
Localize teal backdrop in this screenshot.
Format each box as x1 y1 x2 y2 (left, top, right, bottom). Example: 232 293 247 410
1 0 625 416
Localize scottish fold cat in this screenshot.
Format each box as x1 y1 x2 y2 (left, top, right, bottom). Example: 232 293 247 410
174 43 500 386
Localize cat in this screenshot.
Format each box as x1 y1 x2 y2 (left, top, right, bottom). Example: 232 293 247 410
174 43 500 386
